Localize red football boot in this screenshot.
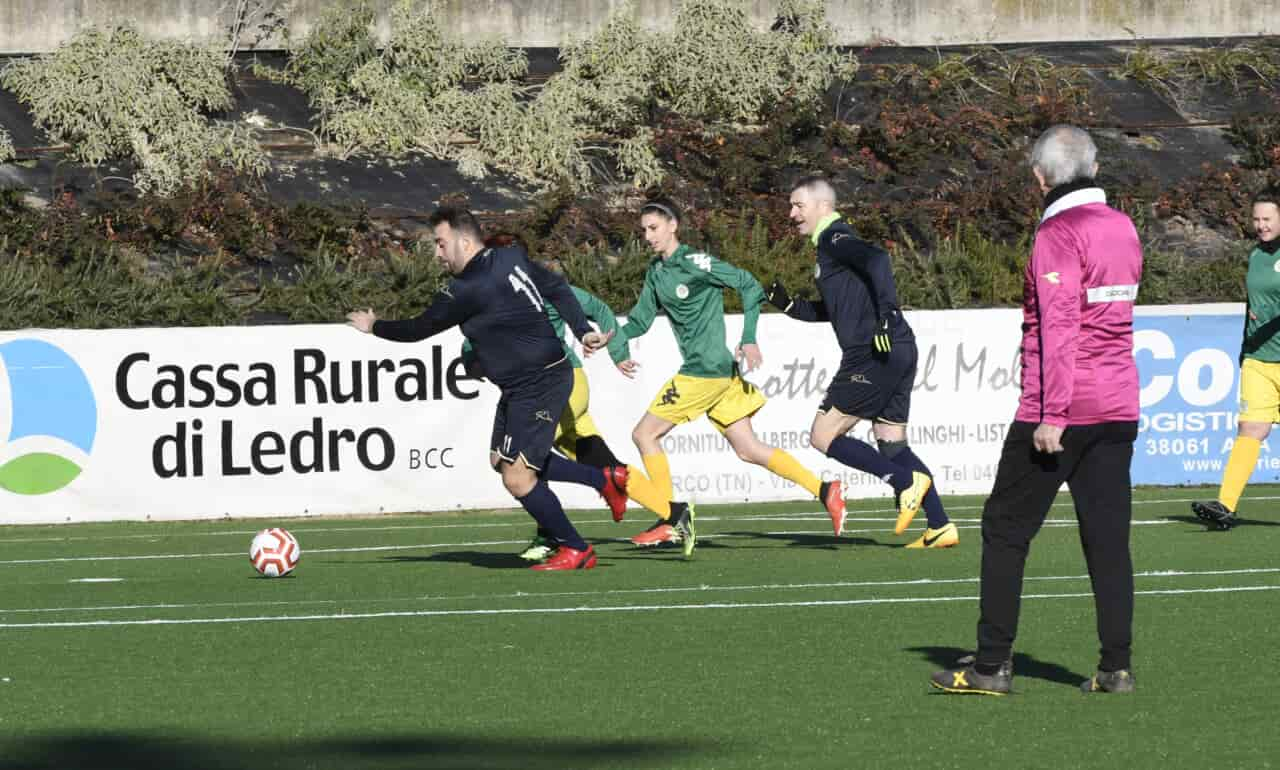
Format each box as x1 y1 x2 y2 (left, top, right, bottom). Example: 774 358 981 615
630 520 679 547
530 544 598 571
601 466 630 522
820 479 847 536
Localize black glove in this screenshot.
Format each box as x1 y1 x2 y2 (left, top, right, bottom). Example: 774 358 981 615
873 317 892 354
766 280 792 312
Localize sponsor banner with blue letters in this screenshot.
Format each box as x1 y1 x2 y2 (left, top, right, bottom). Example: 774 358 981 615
0 304 1256 523
1132 304 1262 486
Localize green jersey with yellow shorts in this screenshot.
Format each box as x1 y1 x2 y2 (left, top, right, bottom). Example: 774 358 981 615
1239 240 1280 423
1202 238 1280 518
621 244 768 432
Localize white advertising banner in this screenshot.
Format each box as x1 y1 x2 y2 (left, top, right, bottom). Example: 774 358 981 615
21 302 1243 523
0 310 1034 524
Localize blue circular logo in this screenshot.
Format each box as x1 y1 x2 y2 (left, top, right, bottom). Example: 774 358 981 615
0 339 97 495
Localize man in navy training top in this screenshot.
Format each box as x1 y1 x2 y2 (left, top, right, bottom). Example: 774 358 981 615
346 207 627 571
769 177 952 547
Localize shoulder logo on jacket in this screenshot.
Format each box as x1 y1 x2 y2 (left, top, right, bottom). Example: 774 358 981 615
1042 272 1061 284
687 253 712 272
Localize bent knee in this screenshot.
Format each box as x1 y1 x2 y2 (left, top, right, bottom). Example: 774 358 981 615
632 425 664 453
502 474 535 498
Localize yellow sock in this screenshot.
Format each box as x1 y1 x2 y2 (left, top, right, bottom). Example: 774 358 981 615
766 449 822 497
1218 436 1261 512
625 466 671 519
643 453 673 501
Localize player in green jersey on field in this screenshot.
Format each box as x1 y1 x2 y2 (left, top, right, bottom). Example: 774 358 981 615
619 198 848 551
1193 189 1280 530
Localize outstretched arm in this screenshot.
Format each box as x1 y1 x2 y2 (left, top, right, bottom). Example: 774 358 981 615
573 287 631 364
766 280 830 322
347 285 471 342
522 259 612 352
620 275 660 341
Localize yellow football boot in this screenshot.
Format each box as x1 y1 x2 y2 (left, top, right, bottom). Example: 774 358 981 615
905 522 959 549
894 471 932 535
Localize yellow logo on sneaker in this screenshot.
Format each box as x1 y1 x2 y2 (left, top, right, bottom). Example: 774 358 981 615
953 671 969 687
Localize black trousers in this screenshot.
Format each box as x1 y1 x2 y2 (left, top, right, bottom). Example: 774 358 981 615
976 420 1138 672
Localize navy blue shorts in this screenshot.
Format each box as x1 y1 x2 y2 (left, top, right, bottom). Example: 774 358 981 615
819 341 917 425
491 358 574 471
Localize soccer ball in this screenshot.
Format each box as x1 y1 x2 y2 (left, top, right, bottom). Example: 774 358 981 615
250 528 300 577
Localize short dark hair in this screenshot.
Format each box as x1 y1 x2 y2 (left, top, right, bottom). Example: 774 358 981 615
640 196 681 224
428 207 483 241
484 232 525 250
791 175 837 205
1255 188 1280 211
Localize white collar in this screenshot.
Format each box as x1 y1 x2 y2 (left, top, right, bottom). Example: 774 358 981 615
1041 187 1107 223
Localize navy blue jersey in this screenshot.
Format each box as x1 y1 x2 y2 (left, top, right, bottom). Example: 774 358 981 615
372 246 593 389
785 220 914 356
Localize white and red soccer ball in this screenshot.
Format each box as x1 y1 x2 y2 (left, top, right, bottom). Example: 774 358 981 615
250 528 300 577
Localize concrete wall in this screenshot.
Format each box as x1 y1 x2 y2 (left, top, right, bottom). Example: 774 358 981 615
1 0 1276 54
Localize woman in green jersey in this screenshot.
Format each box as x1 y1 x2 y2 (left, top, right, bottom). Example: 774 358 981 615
1193 189 1280 530
619 198 848 550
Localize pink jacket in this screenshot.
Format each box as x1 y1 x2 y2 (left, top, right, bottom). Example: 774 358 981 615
1015 187 1143 427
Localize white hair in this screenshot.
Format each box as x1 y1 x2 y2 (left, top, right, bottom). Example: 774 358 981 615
1030 125 1098 187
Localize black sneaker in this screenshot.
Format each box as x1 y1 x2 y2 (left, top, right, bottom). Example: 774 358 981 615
1081 669 1136 694
670 502 697 558
930 657 1012 695
1191 500 1236 531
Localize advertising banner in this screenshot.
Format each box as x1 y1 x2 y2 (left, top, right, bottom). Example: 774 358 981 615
1131 304 1267 486
0 303 1255 523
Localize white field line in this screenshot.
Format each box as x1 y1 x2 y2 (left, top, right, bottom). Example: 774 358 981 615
2 584 1277 630
5 566 1278 616
0 520 1180 566
0 540 525 565
0 494 1266 545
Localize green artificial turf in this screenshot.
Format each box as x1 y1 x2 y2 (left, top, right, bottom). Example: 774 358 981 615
1 487 1277 769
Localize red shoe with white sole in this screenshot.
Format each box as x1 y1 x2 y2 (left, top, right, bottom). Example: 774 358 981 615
602 466 630 522
530 544 598 571
820 479 847 536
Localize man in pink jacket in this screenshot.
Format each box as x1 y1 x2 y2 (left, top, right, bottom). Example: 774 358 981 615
930 125 1142 695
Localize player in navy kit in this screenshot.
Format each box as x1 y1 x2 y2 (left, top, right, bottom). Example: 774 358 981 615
347 208 626 570
771 177 953 547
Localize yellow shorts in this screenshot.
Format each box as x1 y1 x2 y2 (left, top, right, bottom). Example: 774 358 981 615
1239 358 1280 423
647 373 767 434
555 367 599 457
